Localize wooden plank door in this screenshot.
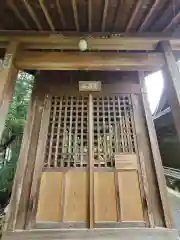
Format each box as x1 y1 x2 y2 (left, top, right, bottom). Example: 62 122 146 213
35 95 89 229
33 93 146 229
91 95 145 228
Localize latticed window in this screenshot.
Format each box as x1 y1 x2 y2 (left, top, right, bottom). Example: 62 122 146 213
44 94 136 168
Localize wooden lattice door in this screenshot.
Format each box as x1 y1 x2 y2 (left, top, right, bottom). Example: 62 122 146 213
34 93 145 229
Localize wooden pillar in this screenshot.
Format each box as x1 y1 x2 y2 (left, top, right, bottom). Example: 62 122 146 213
88 93 94 228
132 94 163 227
0 41 19 139
138 71 172 228
25 94 51 229
160 40 180 141
5 73 46 230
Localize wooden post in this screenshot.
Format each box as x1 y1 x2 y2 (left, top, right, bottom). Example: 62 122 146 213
5 74 45 230
25 94 51 229
132 94 161 227
138 71 172 228
0 41 19 139
88 93 94 228
160 40 180 140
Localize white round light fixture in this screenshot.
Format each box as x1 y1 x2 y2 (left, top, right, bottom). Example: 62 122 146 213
79 39 88 51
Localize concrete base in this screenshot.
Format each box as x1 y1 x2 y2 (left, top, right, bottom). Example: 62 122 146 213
2 228 179 240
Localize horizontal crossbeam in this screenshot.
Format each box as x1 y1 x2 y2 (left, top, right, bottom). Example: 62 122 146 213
15 51 165 71
0 32 180 51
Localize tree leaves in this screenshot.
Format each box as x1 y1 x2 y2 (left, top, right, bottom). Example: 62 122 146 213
0 71 34 196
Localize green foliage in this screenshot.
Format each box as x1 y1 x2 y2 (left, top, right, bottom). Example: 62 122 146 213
0 71 34 194
5 72 34 136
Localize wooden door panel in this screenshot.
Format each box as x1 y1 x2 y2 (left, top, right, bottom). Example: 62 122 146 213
94 172 117 222
34 93 146 228
118 170 144 221
36 172 63 222
63 171 88 222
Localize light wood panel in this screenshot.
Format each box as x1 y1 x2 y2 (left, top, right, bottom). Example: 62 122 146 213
94 172 117 222
36 172 63 222
63 171 88 222
118 171 143 221
15 51 165 71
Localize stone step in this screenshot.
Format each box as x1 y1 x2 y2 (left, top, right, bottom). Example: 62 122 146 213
2 228 179 240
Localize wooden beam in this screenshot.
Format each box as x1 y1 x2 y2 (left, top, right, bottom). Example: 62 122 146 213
163 11 180 32
15 51 165 71
0 33 180 50
160 40 180 140
126 0 144 32
8 0 30 30
22 0 42 30
0 41 19 139
38 0 55 31
72 0 79 32
112 1 122 32
101 0 109 32
88 0 92 32
138 0 164 32
139 71 172 228
56 0 66 28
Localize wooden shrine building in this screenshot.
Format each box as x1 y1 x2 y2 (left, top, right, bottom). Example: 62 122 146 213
1 1 180 239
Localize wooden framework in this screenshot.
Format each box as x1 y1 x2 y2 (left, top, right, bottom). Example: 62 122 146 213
0 1 180 239
1 33 180 51
0 33 180 240
0 1 180 34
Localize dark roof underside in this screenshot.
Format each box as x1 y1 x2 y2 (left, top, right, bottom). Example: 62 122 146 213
1 0 180 35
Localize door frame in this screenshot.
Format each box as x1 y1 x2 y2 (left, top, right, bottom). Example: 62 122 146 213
25 88 148 229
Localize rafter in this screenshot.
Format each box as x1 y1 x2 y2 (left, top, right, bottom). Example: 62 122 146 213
126 0 144 32
8 0 30 30
112 1 122 32
22 0 42 30
72 0 79 32
55 0 66 28
88 0 92 32
138 0 164 32
38 0 55 31
163 11 180 32
101 0 109 32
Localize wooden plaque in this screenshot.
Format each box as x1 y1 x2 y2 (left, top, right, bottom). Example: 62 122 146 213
79 81 101 92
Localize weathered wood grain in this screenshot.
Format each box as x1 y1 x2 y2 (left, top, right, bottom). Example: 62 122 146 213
0 41 19 139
